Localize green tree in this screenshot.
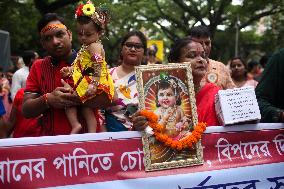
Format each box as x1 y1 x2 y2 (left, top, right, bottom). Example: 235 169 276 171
1 0 284 64
115 0 284 61
0 0 41 54
261 13 284 55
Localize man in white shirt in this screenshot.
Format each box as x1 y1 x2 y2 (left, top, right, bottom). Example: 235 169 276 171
11 51 36 100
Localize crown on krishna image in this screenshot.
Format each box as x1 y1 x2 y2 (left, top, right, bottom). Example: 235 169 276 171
75 0 110 30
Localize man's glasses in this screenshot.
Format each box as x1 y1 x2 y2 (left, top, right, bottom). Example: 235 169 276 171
124 42 144 51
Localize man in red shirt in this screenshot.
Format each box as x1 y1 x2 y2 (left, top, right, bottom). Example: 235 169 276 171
23 13 111 136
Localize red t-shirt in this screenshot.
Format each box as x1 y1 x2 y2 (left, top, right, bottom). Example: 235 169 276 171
25 57 75 135
13 89 42 138
196 83 221 126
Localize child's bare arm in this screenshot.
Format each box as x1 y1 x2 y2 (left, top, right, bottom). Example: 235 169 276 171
88 42 104 62
85 42 104 96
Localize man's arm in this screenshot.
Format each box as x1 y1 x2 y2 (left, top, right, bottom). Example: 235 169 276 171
23 85 82 118
22 92 49 118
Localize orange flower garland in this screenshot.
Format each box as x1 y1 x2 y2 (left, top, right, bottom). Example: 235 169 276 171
140 109 207 151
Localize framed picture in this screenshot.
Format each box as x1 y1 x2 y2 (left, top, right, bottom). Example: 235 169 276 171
135 63 203 171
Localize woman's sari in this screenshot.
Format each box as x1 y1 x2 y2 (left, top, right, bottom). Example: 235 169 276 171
196 83 220 126
105 67 138 131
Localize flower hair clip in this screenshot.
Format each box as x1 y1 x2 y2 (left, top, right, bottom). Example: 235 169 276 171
75 0 110 30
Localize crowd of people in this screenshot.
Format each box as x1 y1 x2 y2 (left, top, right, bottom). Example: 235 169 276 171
0 2 283 139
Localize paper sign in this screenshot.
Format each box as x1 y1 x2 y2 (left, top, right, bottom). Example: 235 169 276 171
215 87 261 125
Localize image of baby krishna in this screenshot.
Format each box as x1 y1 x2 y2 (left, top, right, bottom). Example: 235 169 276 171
144 72 193 141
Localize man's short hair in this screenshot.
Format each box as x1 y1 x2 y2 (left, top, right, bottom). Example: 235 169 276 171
247 60 259 72
22 50 36 66
37 13 65 33
189 25 211 38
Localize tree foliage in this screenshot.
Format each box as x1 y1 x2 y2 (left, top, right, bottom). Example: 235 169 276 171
0 0 41 54
115 0 284 61
261 13 284 55
1 0 284 64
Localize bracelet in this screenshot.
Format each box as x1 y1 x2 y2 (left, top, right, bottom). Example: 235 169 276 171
43 93 50 108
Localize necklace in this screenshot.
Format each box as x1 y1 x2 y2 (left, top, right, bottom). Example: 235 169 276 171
160 106 177 124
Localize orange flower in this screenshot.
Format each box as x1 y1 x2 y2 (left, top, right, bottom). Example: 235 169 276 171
171 141 178 148
139 110 207 151
176 143 183 150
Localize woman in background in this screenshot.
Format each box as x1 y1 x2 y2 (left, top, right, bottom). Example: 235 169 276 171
105 30 147 132
229 57 258 88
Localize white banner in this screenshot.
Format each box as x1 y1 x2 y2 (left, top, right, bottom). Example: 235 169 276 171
48 162 284 189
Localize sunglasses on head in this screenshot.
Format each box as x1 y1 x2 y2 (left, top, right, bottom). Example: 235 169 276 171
124 42 144 51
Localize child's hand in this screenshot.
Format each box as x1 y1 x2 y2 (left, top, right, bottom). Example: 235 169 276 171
60 67 73 78
175 122 184 131
86 83 97 96
182 117 191 129
61 79 74 93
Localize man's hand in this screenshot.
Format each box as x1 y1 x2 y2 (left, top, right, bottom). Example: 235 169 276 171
60 66 73 78
131 111 148 131
47 86 81 109
23 80 82 118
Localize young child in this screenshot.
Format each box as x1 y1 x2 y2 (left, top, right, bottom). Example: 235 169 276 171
154 74 190 140
61 1 114 134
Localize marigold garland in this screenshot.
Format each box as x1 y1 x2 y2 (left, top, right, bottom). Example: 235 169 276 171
140 109 207 151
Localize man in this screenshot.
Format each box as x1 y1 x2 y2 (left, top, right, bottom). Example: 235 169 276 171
189 25 235 89
256 49 284 122
11 51 36 100
23 13 111 136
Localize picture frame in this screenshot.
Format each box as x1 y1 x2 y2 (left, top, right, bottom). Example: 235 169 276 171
135 63 204 171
